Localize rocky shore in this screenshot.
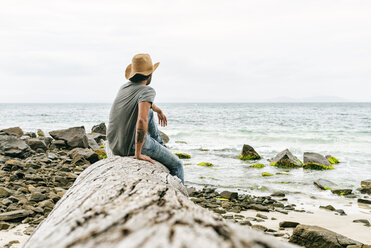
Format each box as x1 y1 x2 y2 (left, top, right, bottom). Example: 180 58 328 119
0 124 370 247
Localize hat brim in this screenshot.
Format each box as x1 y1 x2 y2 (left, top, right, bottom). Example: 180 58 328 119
125 62 160 80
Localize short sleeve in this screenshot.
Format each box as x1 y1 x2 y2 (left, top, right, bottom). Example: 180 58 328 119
138 87 156 105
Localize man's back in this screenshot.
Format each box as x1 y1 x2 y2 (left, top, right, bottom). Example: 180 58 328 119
107 81 156 156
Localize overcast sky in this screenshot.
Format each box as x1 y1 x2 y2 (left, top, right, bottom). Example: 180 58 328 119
0 0 370 103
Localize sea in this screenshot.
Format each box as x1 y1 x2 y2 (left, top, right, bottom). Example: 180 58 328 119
1 102 371 206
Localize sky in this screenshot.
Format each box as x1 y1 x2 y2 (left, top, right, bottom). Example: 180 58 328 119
0 0 370 103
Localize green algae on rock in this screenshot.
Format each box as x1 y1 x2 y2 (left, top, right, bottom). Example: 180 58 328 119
326 155 339 164
238 144 261 160
262 172 274 177
250 163 265 168
269 149 302 168
174 153 191 159
303 163 334 170
197 162 214 167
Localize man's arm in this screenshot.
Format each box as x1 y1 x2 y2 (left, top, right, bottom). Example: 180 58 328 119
134 102 155 164
152 103 167 127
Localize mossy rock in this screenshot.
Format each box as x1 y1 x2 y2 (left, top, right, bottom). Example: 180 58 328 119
262 172 274 177
303 163 334 170
94 150 107 160
99 145 105 148
174 153 191 159
326 155 339 165
175 141 187 144
238 144 261 161
250 163 265 168
197 162 214 167
270 149 302 168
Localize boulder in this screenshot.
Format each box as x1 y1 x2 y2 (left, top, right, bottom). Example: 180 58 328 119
270 149 302 168
331 189 352 196
68 148 99 164
314 179 337 190
303 152 333 170
289 224 362 248
91 122 106 134
0 127 24 137
49 126 89 149
239 144 261 160
26 138 47 151
160 131 169 144
0 134 31 158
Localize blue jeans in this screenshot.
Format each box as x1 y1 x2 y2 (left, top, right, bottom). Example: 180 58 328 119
132 109 185 184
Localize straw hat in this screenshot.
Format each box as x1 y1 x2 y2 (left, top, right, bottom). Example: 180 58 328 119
125 53 160 80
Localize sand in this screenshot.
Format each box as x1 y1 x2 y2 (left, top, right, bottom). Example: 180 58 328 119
0 224 31 248
234 201 371 244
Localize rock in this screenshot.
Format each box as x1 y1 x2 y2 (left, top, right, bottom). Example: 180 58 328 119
174 153 191 159
326 155 339 164
358 198 371 204
252 224 268 232
87 136 101 150
0 187 12 197
238 144 261 160
51 139 66 147
361 179 371 189
197 162 214 167
353 219 370 226
94 149 107 160
314 179 337 190
29 191 47 202
320 205 336 211
37 129 45 137
26 138 47 151
68 148 99 164
86 132 106 143
160 131 169 144
271 192 285 197
303 152 333 170
257 213 268 219
0 221 10 230
279 221 300 228
270 149 302 168
0 127 24 137
331 189 352 196
91 122 106 134
262 172 274 177
289 224 362 247
220 191 238 200
49 126 89 149
0 135 31 158
24 132 37 138
0 210 32 221
249 204 269 212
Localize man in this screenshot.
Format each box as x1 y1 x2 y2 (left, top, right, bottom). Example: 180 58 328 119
107 53 184 184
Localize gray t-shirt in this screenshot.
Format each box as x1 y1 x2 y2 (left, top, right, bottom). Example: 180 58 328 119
107 81 156 156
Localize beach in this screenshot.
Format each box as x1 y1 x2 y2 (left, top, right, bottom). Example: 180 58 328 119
0 102 370 247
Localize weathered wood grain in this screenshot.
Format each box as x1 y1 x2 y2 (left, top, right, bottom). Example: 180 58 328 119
24 153 298 248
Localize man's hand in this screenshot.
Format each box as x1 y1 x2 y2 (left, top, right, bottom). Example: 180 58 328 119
134 154 155 164
157 110 167 127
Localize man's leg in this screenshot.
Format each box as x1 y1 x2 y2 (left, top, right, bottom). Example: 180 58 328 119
147 109 165 145
141 135 184 184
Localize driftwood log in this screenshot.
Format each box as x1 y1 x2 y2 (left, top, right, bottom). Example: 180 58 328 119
24 154 297 248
